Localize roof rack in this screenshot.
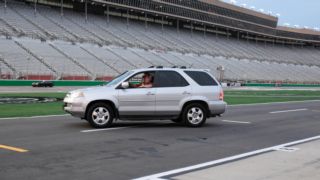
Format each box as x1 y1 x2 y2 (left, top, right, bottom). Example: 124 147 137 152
148 66 188 69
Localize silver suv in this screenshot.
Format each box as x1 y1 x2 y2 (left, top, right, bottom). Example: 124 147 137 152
63 67 226 128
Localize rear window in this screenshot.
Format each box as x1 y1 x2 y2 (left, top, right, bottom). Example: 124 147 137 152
155 71 189 87
184 71 218 86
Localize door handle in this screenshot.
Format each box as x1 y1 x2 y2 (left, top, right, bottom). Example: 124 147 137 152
146 92 155 95
182 91 191 95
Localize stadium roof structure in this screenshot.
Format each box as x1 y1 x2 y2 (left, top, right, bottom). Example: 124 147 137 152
23 0 320 46
199 0 278 22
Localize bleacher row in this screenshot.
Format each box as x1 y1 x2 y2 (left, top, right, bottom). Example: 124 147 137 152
0 1 320 82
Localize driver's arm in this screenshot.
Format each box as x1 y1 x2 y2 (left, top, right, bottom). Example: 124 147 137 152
130 82 141 88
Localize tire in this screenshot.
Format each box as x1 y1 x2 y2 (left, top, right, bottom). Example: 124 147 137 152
86 102 114 128
182 103 207 127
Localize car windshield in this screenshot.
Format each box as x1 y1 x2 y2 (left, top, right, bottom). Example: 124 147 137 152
106 71 134 87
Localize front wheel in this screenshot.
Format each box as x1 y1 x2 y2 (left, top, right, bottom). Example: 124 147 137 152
182 103 207 127
86 103 114 128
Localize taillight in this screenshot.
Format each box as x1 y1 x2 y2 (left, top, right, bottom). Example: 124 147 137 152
219 89 224 101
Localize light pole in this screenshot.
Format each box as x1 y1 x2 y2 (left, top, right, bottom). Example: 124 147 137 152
126 9 129 29
27 57 30 80
177 19 180 34
217 65 225 82
60 0 64 17
190 21 193 37
0 59 2 79
144 12 147 30
106 5 109 26
34 0 37 15
161 16 164 34
85 0 88 23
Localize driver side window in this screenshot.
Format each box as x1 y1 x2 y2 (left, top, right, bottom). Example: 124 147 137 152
125 71 155 88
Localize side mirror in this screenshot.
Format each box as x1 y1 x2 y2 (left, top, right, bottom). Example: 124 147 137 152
121 82 129 89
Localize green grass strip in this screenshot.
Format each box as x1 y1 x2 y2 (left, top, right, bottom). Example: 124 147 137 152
0 102 65 118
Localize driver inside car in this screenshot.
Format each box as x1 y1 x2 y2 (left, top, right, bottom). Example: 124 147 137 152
132 72 153 88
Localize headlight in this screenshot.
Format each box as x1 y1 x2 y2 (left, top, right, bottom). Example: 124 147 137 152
70 91 85 98
65 93 70 98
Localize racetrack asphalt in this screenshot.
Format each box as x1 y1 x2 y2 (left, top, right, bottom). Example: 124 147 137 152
0 101 319 180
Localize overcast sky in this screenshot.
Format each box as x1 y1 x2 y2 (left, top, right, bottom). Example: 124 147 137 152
221 0 320 29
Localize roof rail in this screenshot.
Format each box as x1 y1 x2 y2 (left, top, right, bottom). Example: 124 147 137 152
149 66 188 69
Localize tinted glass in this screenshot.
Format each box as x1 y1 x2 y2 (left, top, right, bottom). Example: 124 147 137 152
184 71 218 86
155 71 189 87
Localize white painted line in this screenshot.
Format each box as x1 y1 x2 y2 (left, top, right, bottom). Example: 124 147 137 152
222 120 251 124
228 100 320 107
134 135 320 180
274 147 299 152
269 108 308 114
81 127 131 133
0 114 69 120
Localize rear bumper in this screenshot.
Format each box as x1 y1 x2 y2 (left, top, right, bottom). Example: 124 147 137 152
208 100 227 116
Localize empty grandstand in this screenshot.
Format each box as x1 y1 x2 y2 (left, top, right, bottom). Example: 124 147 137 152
0 0 319 83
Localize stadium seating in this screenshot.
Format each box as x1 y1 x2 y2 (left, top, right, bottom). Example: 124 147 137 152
80 44 135 72
0 1 320 83
0 38 53 77
16 38 88 78
0 59 13 78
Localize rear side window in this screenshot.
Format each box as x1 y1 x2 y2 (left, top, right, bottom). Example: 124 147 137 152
155 71 189 87
184 71 218 86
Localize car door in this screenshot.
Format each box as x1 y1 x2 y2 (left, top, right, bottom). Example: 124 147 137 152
117 71 156 116
154 70 191 116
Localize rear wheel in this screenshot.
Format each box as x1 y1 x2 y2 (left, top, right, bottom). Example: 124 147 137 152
182 103 207 127
86 103 114 128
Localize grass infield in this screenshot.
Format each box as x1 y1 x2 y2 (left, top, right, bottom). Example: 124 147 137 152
0 90 320 118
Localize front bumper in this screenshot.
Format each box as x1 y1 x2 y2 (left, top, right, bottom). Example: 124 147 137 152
63 97 86 118
208 100 227 116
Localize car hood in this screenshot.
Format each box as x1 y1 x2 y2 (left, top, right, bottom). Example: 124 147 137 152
69 86 114 95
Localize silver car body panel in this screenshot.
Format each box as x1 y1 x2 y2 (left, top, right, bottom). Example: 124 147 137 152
118 88 156 116
63 68 227 119
155 86 192 115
